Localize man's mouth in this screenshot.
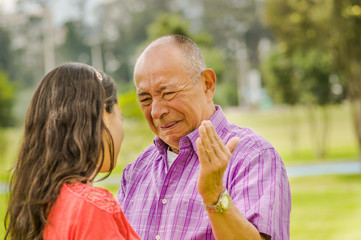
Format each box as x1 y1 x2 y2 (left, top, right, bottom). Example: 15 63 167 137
159 121 179 130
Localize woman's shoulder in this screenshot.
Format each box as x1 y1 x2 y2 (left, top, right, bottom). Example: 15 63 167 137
63 182 121 214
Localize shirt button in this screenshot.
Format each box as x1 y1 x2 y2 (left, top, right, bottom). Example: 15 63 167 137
155 235 161 240
162 199 167 205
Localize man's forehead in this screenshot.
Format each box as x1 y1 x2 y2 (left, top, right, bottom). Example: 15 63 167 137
137 41 181 66
134 57 187 86
142 37 175 55
136 80 180 94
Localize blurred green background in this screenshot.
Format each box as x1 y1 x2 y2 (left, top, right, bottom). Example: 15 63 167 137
1 0 361 239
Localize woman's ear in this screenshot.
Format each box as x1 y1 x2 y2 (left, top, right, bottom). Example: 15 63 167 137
102 103 111 125
200 68 216 101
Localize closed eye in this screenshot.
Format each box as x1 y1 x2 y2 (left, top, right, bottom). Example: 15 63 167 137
163 92 176 101
139 97 152 106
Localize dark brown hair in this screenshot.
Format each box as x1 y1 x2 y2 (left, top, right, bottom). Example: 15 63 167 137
4 62 118 240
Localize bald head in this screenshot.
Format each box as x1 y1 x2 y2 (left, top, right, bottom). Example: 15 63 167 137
135 35 207 82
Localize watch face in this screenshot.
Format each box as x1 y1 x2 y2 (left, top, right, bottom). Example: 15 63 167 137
221 194 230 210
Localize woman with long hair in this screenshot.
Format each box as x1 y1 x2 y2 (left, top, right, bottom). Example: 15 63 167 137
4 62 140 240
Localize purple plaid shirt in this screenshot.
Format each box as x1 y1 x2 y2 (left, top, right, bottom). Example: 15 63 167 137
118 106 291 240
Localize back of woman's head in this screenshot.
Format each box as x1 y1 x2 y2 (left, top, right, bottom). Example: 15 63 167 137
5 62 118 240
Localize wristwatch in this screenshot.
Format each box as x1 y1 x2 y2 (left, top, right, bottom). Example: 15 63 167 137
203 189 231 213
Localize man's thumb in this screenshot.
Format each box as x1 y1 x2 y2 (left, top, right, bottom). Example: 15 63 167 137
226 137 240 153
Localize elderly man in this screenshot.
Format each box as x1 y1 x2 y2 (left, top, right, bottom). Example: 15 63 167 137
117 35 291 240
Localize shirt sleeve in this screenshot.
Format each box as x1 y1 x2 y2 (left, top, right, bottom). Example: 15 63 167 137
117 163 131 205
229 147 291 240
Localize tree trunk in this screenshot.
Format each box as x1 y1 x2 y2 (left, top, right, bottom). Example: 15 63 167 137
288 105 299 154
346 60 361 158
320 105 330 159
349 98 361 158
306 104 329 159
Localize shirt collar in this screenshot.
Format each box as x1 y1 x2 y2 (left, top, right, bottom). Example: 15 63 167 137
153 105 228 155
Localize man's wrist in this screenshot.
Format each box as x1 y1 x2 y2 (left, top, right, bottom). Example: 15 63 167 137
201 188 226 205
203 189 231 213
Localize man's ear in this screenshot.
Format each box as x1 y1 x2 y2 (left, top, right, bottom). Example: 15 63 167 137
201 68 216 100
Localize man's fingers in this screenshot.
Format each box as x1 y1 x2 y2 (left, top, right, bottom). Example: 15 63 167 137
196 137 210 164
199 122 216 157
226 137 240 153
204 121 225 150
205 120 238 154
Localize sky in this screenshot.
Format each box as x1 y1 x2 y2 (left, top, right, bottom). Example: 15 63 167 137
0 0 16 13
0 0 102 26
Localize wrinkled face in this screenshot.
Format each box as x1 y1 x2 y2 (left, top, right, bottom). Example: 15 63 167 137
100 103 124 172
134 44 215 153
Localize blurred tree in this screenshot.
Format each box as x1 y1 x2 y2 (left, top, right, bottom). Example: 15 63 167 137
0 28 16 127
0 27 12 72
0 70 15 127
262 47 337 158
96 0 173 86
196 0 272 106
57 21 91 64
146 13 225 76
331 0 361 154
262 49 300 106
265 0 361 155
262 48 301 154
118 91 143 119
199 0 267 66
293 50 337 106
147 13 191 40
294 49 336 159
4 0 49 88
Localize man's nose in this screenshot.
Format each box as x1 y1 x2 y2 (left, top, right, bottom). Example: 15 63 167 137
151 99 168 119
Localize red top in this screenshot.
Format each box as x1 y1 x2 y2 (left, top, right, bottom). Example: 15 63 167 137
43 183 140 240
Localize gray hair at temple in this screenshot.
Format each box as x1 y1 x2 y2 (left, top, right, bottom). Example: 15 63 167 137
136 35 207 83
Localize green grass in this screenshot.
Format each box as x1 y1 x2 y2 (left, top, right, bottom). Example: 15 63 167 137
289 174 361 239
111 117 154 174
227 104 360 163
0 194 9 239
0 128 22 181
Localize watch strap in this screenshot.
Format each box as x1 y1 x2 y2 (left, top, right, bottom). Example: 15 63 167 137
203 189 229 213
